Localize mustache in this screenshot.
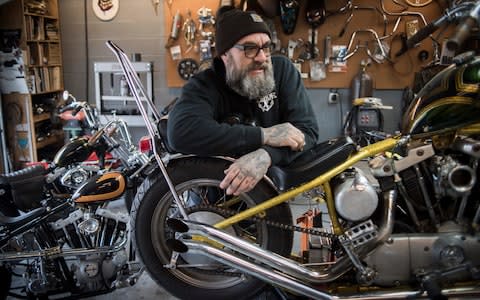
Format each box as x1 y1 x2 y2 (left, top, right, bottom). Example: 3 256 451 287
247 62 269 72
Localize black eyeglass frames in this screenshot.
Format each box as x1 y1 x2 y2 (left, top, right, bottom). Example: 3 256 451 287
232 43 273 58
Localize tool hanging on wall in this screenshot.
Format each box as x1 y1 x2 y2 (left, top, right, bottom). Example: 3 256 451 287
197 6 215 48
342 29 389 64
165 10 182 48
183 9 197 53
305 0 326 59
197 6 215 32
336 3 387 38
177 58 199 81
279 0 300 35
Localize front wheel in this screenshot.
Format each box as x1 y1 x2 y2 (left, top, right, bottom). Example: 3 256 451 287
131 157 293 300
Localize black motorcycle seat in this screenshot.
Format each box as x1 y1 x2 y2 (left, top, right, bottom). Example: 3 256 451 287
0 206 46 227
267 136 356 191
0 165 47 185
0 165 47 212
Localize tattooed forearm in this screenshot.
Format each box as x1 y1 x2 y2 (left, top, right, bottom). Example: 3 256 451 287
262 122 305 151
236 149 271 181
219 149 271 195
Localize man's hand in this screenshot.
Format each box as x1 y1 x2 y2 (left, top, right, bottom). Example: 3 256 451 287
219 149 271 195
262 122 305 151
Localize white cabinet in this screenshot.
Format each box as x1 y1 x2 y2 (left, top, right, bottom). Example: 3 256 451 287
94 62 153 127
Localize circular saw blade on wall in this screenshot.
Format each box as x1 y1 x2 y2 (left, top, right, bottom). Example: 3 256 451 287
92 0 120 21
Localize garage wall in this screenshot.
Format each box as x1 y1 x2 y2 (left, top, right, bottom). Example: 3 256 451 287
59 0 404 141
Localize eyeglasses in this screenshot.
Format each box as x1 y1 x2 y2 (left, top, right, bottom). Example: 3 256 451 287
232 43 273 58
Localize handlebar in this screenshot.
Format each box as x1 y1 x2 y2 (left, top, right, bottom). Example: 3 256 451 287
59 100 99 130
405 22 438 50
447 2 480 52
396 1 477 56
58 102 77 113
59 101 85 116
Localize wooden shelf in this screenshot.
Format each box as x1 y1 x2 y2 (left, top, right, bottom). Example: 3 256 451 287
32 89 63 96
28 64 62 67
24 12 57 19
36 132 63 149
33 112 50 123
27 40 60 43
0 0 64 169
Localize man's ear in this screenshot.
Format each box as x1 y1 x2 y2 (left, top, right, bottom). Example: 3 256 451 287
220 52 228 64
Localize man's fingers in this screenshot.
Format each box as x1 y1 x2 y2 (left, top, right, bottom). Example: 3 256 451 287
230 176 256 196
287 136 305 151
223 173 257 195
219 167 239 189
226 173 244 194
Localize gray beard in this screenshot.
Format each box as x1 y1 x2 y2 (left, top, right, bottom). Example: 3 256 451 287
225 60 275 100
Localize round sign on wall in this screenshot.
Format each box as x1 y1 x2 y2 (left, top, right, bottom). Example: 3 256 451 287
92 0 120 21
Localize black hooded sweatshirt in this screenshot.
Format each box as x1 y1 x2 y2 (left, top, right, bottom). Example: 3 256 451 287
167 55 319 166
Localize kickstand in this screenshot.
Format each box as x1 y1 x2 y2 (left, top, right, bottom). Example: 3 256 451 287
421 274 448 300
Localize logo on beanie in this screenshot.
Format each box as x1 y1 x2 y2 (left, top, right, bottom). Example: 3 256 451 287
257 92 276 112
250 13 264 23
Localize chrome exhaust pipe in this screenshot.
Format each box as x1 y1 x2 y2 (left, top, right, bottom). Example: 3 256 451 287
173 190 396 285
329 285 480 299
182 240 337 300
453 137 480 159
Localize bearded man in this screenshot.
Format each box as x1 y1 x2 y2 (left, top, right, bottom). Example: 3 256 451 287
167 6 319 196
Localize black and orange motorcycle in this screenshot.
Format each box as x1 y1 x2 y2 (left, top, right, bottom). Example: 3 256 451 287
0 97 152 299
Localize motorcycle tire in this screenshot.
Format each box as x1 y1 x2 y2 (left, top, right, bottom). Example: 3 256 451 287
0 266 11 300
131 157 293 300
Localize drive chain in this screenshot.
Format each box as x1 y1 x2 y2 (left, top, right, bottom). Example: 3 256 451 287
182 204 337 277
185 204 338 241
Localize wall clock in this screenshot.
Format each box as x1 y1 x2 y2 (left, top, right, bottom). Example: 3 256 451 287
92 0 120 21
404 0 432 7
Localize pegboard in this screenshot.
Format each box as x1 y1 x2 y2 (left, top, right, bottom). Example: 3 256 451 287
164 0 447 89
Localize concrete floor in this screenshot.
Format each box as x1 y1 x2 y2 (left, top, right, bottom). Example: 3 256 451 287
84 273 179 300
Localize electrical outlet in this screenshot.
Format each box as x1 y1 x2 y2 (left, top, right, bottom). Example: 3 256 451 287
328 91 339 104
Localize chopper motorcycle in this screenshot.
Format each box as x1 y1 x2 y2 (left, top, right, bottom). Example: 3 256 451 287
0 95 152 299
0 93 152 218
106 2 480 299
49 94 152 211
0 170 143 299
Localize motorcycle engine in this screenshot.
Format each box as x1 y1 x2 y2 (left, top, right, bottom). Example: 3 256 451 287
363 140 480 286
60 165 100 190
430 155 476 197
47 206 130 292
333 167 379 222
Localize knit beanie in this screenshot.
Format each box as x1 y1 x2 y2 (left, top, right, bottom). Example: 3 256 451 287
215 6 271 56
